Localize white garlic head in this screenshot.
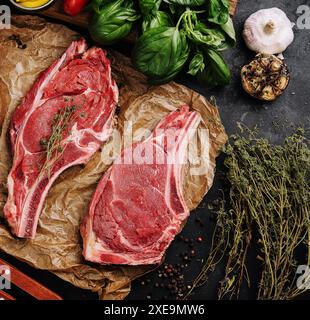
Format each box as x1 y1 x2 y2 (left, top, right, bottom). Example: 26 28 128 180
243 8 294 55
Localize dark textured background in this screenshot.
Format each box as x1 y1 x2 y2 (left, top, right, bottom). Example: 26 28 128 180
1 0 309 300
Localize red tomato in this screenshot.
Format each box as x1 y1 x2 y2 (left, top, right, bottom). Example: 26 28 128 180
64 0 90 16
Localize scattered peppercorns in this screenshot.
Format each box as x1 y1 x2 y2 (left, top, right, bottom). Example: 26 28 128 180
138 226 207 299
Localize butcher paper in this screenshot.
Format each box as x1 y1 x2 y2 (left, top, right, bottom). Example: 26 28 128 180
0 15 227 300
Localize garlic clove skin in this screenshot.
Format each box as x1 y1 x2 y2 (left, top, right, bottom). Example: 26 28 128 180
243 8 294 55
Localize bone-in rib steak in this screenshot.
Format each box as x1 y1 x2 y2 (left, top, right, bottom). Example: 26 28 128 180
81 106 201 265
4 39 118 239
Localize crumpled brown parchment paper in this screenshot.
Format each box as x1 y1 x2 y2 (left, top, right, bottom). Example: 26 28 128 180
0 15 227 300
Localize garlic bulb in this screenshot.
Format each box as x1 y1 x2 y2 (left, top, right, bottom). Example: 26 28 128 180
241 54 290 101
243 8 294 55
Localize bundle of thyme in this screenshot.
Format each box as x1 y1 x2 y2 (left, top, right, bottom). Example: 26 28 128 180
187 128 310 300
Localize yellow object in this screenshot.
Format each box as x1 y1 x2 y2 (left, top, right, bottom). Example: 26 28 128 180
18 0 50 8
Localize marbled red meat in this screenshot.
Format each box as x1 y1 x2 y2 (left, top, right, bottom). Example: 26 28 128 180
81 106 201 265
4 39 118 238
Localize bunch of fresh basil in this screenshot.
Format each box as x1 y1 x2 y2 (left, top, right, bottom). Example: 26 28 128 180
88 0 236 86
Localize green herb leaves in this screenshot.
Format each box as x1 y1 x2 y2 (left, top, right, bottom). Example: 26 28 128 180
139 0 162 16
222 128 310 300
183 13 226 49
164 0 206 6
89 0 235 86
133 26 189 84
188 52 205 76
142 11 173 32
218 17 236 50
197 49 231 85
89 0 140 45
207 0 230 25
134 4 235 86
180 8 232 85
41 106 77 178
186 128 310 300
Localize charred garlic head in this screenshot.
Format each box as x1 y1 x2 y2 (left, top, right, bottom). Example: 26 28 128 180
241 54 290 101
243 8 294 55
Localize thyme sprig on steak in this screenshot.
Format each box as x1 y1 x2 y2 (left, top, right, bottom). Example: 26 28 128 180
40 105 77 177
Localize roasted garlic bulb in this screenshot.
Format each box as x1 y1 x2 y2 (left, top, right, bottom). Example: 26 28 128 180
241 54 290 101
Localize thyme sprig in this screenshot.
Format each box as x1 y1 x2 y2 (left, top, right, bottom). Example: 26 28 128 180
40 105 77 177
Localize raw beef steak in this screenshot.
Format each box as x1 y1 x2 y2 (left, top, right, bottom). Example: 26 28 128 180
4 39 118 238
81 106 201 265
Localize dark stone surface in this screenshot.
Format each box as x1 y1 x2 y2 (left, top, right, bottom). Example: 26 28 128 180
1 0 309 300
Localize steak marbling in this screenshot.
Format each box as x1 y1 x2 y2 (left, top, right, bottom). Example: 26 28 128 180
4 39 118 238
81 106 201 265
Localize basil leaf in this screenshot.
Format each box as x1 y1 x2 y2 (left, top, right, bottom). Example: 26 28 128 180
208 17 237 51
89 0 140 45
142 11 173 33
183 12 227 50
133 26 189 84
164 0 205 6
91 0 114 12
188 52 205 76
221 17 236 43
197 49 231 86
209 17 236 51
187 21 226 48
139 0 162 16
208 0 229 25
